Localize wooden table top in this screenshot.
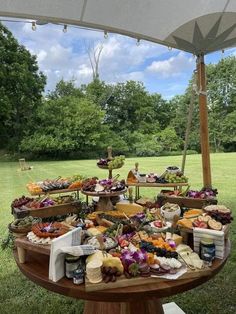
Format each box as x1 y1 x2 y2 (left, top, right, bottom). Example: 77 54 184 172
81 188 127 197
14 239 230 302
126 182 188 187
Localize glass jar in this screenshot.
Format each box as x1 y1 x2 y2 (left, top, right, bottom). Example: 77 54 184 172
200 238 215 266
73 268 84 285
65 254 80 279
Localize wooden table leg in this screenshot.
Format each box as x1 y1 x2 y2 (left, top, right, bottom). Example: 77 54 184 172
17 246 26 263
96 197 113 211
83 299 164 314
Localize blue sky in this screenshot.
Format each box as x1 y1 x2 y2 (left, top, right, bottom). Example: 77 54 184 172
3 19 236 99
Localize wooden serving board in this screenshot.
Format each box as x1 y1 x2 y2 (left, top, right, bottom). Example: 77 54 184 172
85 266 213 292
81 188 127 198
27 187 80 196
179 224 230 236
13 201 81 218
15 236 51 255
157 193 217 209
127 183 188 188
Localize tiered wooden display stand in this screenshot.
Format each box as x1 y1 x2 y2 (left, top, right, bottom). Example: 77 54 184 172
126 163 189 199
81 189 126 211
97 146 123 179
82 147 126 211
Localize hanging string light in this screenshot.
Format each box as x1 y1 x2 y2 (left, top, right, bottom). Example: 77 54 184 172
31 21 36 31
63 24 67 33
0 18 105 34
221 49 225 58
104 30 108 39
168 46 172 51
136 38 141 46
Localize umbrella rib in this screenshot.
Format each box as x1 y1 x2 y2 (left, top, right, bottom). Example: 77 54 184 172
80 0 88 21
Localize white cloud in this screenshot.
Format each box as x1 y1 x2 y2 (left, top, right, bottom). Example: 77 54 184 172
147 52 195 78
37 50 47 63
2 19 195 96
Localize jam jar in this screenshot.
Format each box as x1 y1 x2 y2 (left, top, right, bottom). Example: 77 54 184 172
73 268 84 285
65 254 80 279
200 238 215 266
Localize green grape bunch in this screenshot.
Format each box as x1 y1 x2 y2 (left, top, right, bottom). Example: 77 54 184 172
164 172 188 183
108 156 125 170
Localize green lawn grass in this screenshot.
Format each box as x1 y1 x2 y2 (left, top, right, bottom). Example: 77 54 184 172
0 153 236 314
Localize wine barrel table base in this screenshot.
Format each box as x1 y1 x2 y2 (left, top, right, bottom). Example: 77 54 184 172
84 299 164 314
14 240 230 314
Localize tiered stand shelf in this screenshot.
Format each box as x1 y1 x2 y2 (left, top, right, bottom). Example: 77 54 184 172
81 189 127 211
27 187 80 197
126 182 189 200
97 146 123 179
13 187 82 218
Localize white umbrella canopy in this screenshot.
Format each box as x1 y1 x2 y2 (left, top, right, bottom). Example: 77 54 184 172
0 0 236 55
1 0 235 187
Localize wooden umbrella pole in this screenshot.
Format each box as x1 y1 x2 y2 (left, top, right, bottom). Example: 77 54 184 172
197 54 212 188
181 71 196 174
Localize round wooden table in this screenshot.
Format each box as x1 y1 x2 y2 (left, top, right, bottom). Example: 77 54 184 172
14 241 230 314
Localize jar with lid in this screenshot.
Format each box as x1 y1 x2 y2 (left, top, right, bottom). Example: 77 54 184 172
200 238 215 266
65 254 80 279
73 268 84 285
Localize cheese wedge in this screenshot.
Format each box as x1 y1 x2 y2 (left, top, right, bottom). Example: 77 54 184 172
172 234 183 246
87 227 102 236
115 201 143 216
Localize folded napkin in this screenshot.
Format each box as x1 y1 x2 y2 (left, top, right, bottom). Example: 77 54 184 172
49 228 95 282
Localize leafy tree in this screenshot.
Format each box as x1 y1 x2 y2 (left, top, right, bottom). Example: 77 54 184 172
105 81 165 134
150 93 174 129
169 92 200 152
20 97 104 157
207 56 236 152
82 79 113 109
220 110 236 151
132 132 162 156
48 79 84 100
97 125 129 155
157 127 182 152
0 22 46 148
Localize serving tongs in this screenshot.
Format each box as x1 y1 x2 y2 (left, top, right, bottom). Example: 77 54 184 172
123 212 143 242
96 234 108 257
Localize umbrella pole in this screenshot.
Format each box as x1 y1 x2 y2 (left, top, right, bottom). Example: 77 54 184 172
197 54 212 188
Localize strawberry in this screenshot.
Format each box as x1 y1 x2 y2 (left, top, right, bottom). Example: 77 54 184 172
120 239 129 247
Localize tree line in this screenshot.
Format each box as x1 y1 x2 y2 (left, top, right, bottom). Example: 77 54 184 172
1 23 236 159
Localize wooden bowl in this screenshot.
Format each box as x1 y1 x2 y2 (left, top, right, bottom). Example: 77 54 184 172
97 164 123 170
8 223 32 235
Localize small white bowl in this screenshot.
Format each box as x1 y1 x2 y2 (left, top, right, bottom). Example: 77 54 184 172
161 204 181 221
166 166 180 174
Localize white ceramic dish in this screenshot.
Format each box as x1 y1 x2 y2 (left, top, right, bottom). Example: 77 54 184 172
161 204 181 221
166 166 180 174
150 221 171 232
